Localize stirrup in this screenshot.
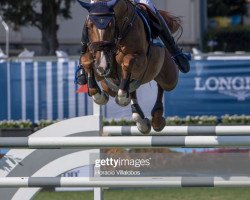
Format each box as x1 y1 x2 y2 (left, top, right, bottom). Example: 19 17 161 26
74 65 87 85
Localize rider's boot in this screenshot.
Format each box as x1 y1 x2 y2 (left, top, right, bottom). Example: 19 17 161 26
155 10 190 73
75 25 88 85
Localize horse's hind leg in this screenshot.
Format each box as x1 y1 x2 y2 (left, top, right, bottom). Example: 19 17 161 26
152 49 179 131
151 84 166 132
131 91 151 135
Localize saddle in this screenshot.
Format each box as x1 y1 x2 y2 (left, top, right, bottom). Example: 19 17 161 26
136 3 161 39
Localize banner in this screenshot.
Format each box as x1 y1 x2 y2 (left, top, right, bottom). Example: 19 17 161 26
1 59 250 121
165 60 250 117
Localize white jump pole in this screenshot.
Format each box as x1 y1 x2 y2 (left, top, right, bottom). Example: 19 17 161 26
1 177 250 188
103 126 250 136
2 136 250 148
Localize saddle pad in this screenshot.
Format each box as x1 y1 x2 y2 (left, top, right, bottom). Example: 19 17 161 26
136 8 165 48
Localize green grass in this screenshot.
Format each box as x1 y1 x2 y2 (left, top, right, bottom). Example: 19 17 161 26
34 188 250 200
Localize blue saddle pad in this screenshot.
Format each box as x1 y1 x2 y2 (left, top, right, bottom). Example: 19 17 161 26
136 8 165 48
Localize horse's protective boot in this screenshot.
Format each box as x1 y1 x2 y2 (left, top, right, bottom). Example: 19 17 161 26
156 11 190 74
75 26 88 85
75 64 87 85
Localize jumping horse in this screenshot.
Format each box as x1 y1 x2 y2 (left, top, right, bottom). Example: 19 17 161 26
77 0 180 134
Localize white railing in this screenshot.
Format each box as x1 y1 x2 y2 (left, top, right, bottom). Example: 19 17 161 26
192 48 250 60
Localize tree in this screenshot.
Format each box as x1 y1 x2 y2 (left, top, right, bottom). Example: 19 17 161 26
0 0 74 55
208 0 247 18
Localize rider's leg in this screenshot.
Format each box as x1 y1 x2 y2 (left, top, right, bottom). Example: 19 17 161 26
76 25 88 85
155 10 190 73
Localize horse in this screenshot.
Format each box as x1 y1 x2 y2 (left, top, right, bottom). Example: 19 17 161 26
78 0 180 134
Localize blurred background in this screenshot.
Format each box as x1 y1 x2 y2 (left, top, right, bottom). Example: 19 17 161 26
1 0 250 55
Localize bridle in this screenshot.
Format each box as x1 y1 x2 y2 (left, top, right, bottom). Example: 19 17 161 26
85 0 137 76
77 0 142 93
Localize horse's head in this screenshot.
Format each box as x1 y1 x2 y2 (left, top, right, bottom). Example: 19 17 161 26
77 0 121 77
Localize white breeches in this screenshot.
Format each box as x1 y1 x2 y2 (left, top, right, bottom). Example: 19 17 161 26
134 0 156 13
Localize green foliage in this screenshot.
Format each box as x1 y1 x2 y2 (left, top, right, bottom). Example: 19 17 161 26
35 188 250 200
104 115 250 126
0 0 73 29
0 115 250 129
103 119 136 126
0 120 33 129
221 115 250 125
208 0 247 17
166 116 217 126
0 0 75 55
36 120 60 130
203 26 250 52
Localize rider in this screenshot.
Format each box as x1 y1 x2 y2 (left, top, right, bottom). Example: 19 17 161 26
76 0 190 85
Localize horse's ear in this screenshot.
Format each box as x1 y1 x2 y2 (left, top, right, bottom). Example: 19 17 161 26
107 0 119 7
77 0 92 10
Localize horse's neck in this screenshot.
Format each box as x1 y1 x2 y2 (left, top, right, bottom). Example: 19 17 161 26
115 0 135 28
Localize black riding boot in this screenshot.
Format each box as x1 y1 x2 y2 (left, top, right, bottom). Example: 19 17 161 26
155 11 190 73
75 25 88 85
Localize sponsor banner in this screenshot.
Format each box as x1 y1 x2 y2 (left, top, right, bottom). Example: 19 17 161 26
165 60 250 117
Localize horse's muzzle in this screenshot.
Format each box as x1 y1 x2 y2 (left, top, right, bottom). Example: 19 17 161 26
89 41 116 77
94 51 113 77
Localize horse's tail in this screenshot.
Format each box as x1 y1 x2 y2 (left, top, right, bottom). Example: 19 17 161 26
158 10 182 34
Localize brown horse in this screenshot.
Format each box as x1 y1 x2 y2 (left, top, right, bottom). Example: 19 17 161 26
78 0 179 134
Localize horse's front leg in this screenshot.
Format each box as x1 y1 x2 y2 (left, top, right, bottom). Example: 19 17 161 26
131 91 151 135
116 54 146 107
80 53 109 105
151 83 166 132
115 54 134 107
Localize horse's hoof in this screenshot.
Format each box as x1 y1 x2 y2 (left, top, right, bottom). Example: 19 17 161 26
115 91 130 107
152 117 166 132
93 92 109 105
137 118 151 135
151 106 165 132
132 113 151 135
